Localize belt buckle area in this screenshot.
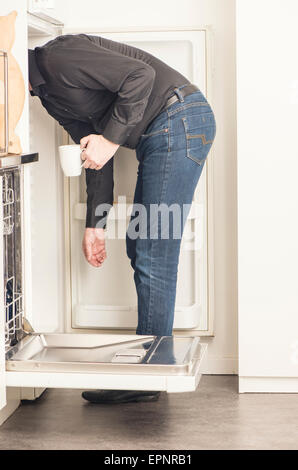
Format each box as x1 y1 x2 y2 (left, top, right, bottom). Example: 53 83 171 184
163 83 197 113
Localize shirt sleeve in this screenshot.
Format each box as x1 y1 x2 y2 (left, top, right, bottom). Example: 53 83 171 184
48 35 156 145
55 116 114 230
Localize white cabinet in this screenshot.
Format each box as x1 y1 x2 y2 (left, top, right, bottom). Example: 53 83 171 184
236 0 298 392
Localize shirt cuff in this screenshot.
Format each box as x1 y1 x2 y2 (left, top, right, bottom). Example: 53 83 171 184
85 202 112 230
102 118 133 145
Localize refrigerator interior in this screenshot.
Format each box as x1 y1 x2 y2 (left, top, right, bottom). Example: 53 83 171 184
27 29 213 336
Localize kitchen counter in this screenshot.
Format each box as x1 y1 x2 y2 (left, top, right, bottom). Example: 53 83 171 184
0 153 39 169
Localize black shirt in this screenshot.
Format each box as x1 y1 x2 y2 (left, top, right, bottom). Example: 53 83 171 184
28 33 190 228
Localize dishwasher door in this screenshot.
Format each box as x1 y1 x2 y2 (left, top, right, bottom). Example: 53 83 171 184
6 333 207 393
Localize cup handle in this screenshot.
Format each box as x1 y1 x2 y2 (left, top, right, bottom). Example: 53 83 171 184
80 148 86 168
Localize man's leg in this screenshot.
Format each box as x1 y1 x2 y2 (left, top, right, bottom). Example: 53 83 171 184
128 102 216 337
128 129 198 336
82 160 161 404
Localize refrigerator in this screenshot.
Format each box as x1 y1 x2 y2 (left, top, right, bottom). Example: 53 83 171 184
0 11 215 422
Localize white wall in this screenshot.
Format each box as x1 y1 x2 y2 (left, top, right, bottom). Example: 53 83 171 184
62 0 238 374
236 0 298 391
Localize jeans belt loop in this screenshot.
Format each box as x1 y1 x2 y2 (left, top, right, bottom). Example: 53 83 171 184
159 83 200 114
173 87 185 102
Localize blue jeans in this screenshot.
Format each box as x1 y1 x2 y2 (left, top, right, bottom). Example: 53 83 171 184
126 85 216 336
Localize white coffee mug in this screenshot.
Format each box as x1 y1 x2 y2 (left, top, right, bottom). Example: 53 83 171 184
58 144 84 177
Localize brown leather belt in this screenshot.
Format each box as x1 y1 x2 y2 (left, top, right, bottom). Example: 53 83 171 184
162 83 200 111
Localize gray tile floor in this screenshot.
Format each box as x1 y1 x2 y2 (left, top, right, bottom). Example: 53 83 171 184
0 376 297 450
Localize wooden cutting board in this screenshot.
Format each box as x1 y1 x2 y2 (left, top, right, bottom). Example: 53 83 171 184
0 10 25 155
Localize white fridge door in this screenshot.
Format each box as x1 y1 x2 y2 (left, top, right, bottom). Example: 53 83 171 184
64 30 210 333
6 333 207 393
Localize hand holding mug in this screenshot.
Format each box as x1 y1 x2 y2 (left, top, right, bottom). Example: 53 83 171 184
80 134 120 170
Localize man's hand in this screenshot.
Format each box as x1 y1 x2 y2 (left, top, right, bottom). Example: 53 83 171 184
80 134 119 170
82 228 107 267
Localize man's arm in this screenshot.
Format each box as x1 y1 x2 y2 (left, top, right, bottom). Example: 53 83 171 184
56 117 114 229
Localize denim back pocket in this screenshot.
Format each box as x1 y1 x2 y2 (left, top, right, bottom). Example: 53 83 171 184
140 127 169 138
182 112 216 165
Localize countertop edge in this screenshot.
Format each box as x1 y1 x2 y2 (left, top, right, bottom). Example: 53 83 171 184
0 153 39 169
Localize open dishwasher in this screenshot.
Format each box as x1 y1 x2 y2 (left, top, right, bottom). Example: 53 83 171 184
1 161 207 397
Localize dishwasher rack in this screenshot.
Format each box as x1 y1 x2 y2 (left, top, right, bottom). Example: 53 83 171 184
0 168 24 351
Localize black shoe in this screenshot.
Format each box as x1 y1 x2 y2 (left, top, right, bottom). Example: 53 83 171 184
81 389 161 404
